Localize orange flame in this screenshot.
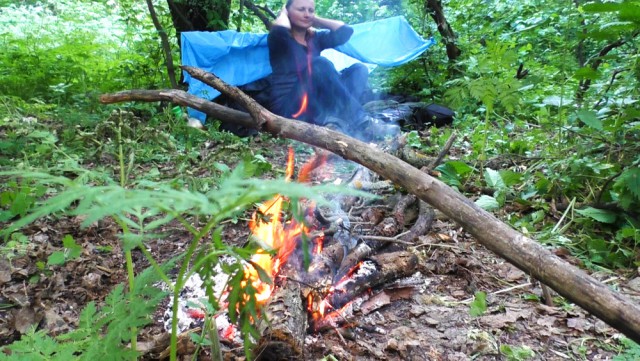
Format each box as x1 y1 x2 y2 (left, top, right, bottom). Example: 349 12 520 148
246 148 329 303
292 93 308 118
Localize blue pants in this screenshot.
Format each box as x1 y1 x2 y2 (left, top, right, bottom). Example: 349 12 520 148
281 57 369 130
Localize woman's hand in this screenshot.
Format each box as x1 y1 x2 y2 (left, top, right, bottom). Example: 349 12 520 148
273 4 291 28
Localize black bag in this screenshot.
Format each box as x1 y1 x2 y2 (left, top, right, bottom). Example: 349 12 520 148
414 103 455 127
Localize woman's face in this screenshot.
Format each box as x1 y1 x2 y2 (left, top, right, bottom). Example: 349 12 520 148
287 0 315 30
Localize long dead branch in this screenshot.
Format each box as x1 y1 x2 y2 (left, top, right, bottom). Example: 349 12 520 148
100 68 640 343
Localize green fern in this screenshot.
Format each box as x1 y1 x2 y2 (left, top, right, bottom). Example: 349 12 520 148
0 265 168 360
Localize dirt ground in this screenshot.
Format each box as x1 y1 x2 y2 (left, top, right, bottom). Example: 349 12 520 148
1 139 639 360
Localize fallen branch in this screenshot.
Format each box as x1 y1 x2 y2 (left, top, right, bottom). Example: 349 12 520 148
100 67 640 343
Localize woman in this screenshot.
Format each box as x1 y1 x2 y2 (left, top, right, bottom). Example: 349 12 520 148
267 0 371 136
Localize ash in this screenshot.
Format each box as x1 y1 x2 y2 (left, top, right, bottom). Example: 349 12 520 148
160 257 233 335
333 260 377 291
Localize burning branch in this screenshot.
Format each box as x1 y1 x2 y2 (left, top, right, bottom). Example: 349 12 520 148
100 68 640 343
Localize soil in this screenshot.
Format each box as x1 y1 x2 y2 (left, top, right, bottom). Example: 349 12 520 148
1 134 639 361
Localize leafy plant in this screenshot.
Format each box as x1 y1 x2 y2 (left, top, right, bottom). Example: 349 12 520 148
500 344 535 361
47 235 82 266
614 337 640 361
469 291 487 317
0 264 168 360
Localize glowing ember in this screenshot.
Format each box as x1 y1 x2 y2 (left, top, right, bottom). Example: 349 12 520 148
186 308 206 319
221 324 236 340
314 236 324 254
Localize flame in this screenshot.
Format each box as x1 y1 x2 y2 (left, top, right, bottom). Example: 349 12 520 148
298 153 328 183
246 148 328 303
292 93 308 118
314 236 323 254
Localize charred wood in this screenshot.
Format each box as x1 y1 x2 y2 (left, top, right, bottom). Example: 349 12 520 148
399 201 435 244
255 266 306 361
327 251 418 311
393 194 418 227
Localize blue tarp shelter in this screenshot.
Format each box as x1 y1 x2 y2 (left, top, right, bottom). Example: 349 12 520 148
181 16 436 122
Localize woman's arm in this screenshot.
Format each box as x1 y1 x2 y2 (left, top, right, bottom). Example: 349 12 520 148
312 16 345 31
272 5 291 28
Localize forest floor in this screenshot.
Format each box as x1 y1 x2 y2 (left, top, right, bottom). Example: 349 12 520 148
1 131 639 360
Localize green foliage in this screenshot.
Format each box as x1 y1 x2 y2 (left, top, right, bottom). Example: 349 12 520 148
0 0 173 105
613 166 640 210
614 337 640 361
46 235 82 266
435 160 475 189
500 344 535 361
469 291 487 317
0 265 167 360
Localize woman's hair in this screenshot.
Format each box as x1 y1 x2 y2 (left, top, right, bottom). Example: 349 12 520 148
285 0 294 9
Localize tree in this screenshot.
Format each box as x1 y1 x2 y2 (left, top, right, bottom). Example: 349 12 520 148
166 0 232 45
425 0 461 61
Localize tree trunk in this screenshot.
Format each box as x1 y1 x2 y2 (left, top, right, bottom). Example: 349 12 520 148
145 0 178 89
425 0 461 61
99 68 640 343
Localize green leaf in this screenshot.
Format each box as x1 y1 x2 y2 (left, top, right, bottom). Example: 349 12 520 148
469 291 487 317
574 66 599 81
614 167 640 200
583 2 621 13
47 251 66 266
576 109 603 130
476 195 500 211
499 170 523 187
248 260 273 285
576 207 617 223
484 168 505 189
62 234 82 259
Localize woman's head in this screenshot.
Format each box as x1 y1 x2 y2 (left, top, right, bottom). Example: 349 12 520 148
286 0 315 30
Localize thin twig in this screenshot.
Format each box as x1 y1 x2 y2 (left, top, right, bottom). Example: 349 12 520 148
429 132 457 170
360 231 413 245
412 242 466 252
282 276 323 291
454 282 533 304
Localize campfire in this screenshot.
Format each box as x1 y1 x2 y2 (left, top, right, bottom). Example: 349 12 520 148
246 148 423 359
166 146 429 359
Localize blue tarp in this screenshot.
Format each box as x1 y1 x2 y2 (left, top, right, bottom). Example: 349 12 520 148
181 16 436 121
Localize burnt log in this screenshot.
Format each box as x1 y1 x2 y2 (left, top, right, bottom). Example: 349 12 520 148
100 68 640 343
328 251 418 311
313 251 418 331
255 266 306 360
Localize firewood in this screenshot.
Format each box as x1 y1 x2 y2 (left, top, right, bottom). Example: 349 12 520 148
400 201 435 244
333 242 373 282
255 265 306 361
327 251 418 310
393 194 418 226
311 251 418 332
